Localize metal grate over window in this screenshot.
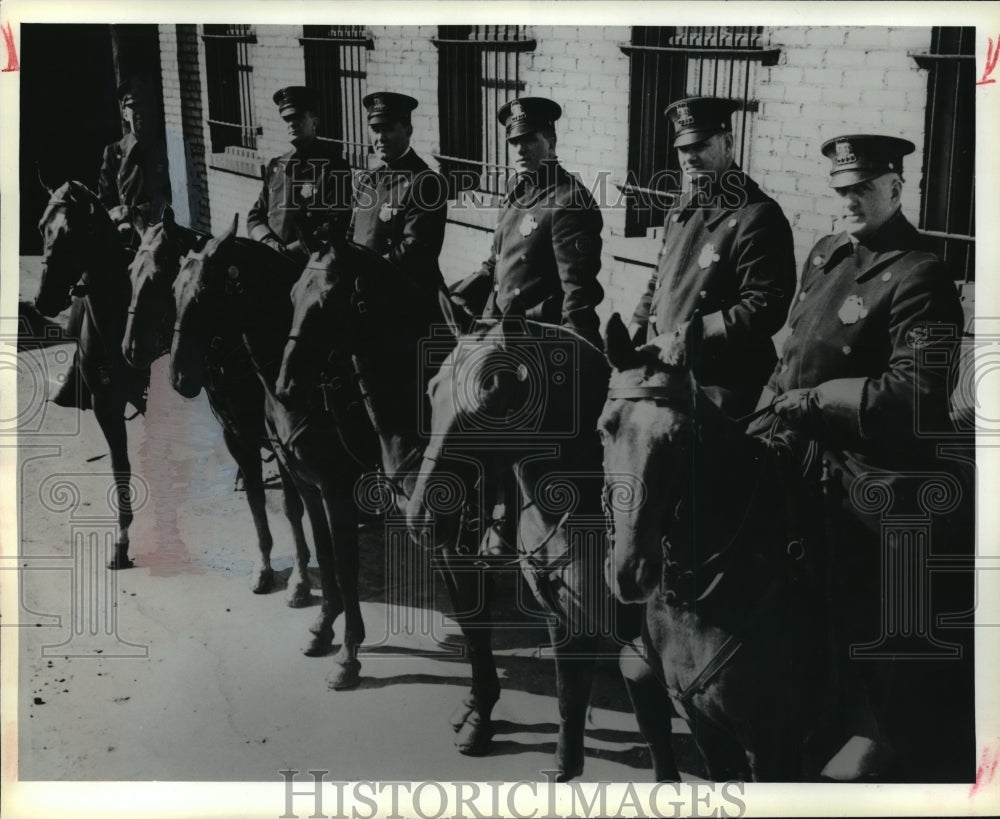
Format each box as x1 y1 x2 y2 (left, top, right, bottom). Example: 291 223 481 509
300 26 373 170
433 25 535 198
619 27 779 237
912 27 976 283
202 24 259 153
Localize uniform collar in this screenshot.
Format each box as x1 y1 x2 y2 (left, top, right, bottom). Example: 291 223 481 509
508 160 564 205
823 210 921 281
381 146 416 171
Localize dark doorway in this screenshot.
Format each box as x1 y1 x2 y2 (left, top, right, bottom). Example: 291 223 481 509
19 24 166 255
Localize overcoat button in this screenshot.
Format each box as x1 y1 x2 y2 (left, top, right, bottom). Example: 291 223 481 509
882 272 892 282
842 346 852 355
513 287 521 296
798 292 807 302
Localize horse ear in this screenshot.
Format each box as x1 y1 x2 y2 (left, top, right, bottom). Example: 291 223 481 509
36 161 59 194
162 205 176 231
438 288 470 338
605 313 640 371
221 213 239 242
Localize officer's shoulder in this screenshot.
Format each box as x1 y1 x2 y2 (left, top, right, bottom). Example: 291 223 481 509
552 170 596 208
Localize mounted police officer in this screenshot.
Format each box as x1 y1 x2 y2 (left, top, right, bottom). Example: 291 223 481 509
349 92 447 299
449 97 605 555
750 135 972 780
52 77 167 410
629 96 796 419
450 96 605 347
248 86 352 263
98 77 172 248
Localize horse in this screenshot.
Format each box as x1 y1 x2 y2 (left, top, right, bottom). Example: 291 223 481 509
34 179 147 569
599 312 829 781
400 300 655 782
170 215 376 689
121 206 314 607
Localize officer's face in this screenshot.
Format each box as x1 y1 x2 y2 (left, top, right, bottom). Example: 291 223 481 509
122 102 144 139
369 120 411 163
676 133 733 181
284 111 319 144
836 174 901 239
509 131 556 175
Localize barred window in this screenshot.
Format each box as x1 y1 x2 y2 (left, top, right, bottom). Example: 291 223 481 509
619 27 779 237
300 26 373 170
202 24 259 153
433 25 536 198
913 27 975 283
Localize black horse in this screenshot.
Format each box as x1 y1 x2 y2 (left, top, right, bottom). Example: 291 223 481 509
122 207 313 606
601 313 830 780
34 180 147 569
171 216 376 689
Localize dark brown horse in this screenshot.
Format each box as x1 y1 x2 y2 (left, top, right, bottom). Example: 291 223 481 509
403 303 650 781
34 180 145 569
121 207 313 606
171 216 376 689
600 313 828 781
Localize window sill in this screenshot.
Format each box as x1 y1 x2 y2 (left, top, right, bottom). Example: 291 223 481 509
209 148 264 180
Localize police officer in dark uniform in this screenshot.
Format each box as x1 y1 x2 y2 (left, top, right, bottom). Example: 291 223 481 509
349 92 447 298
750 135 971 780
52 78 168 410
450 97 605 555
450 96 605 347
248 86 352 263
98 78 172 246
630 96 796 419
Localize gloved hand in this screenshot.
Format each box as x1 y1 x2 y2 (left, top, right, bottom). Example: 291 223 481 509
108 205 129 223
261 234 285 253
772 388 819 431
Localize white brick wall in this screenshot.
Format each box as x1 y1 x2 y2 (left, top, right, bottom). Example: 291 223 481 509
158 24 938 326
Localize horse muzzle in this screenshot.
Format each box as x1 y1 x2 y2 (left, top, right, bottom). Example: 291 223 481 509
34 288 72 318
605 548 660 604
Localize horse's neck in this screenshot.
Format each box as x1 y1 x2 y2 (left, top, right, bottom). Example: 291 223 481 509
236 267 295 390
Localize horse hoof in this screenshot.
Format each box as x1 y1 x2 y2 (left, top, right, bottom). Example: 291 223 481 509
455 715 493 756
303 635 333 657
286 583 312 608
251 567 275 594
449 695 477 732
327 659 361 691
107 555 134 570
555 750 585 782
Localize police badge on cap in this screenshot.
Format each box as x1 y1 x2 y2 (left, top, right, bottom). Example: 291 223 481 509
363 92 419 126
821 134 916 189
664 96 740 148
497 97 562 140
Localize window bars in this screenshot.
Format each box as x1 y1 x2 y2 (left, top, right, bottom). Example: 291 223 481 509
433 25 535 198
300 26 373 170
912 27 976 283
202 24 259 153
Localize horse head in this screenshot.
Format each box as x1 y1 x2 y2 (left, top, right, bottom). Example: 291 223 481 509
599 313 704 604
407 303 607 548
35 180 118 317
123 206 208 368
275 236 435 410
169 214 239 398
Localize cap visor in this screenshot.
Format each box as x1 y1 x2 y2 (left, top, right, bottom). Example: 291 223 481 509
672 129 719 148
829 169 883 189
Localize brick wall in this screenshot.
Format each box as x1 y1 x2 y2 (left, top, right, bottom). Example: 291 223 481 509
157 25 937 328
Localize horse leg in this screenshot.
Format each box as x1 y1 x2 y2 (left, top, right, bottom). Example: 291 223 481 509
550 629 597 782
438 547 500 753
222 427 275 595
300 485 341 657
92 394 133 569
322 484 364 691
691 717 752 782
275 458 312 608
618 640 680 781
